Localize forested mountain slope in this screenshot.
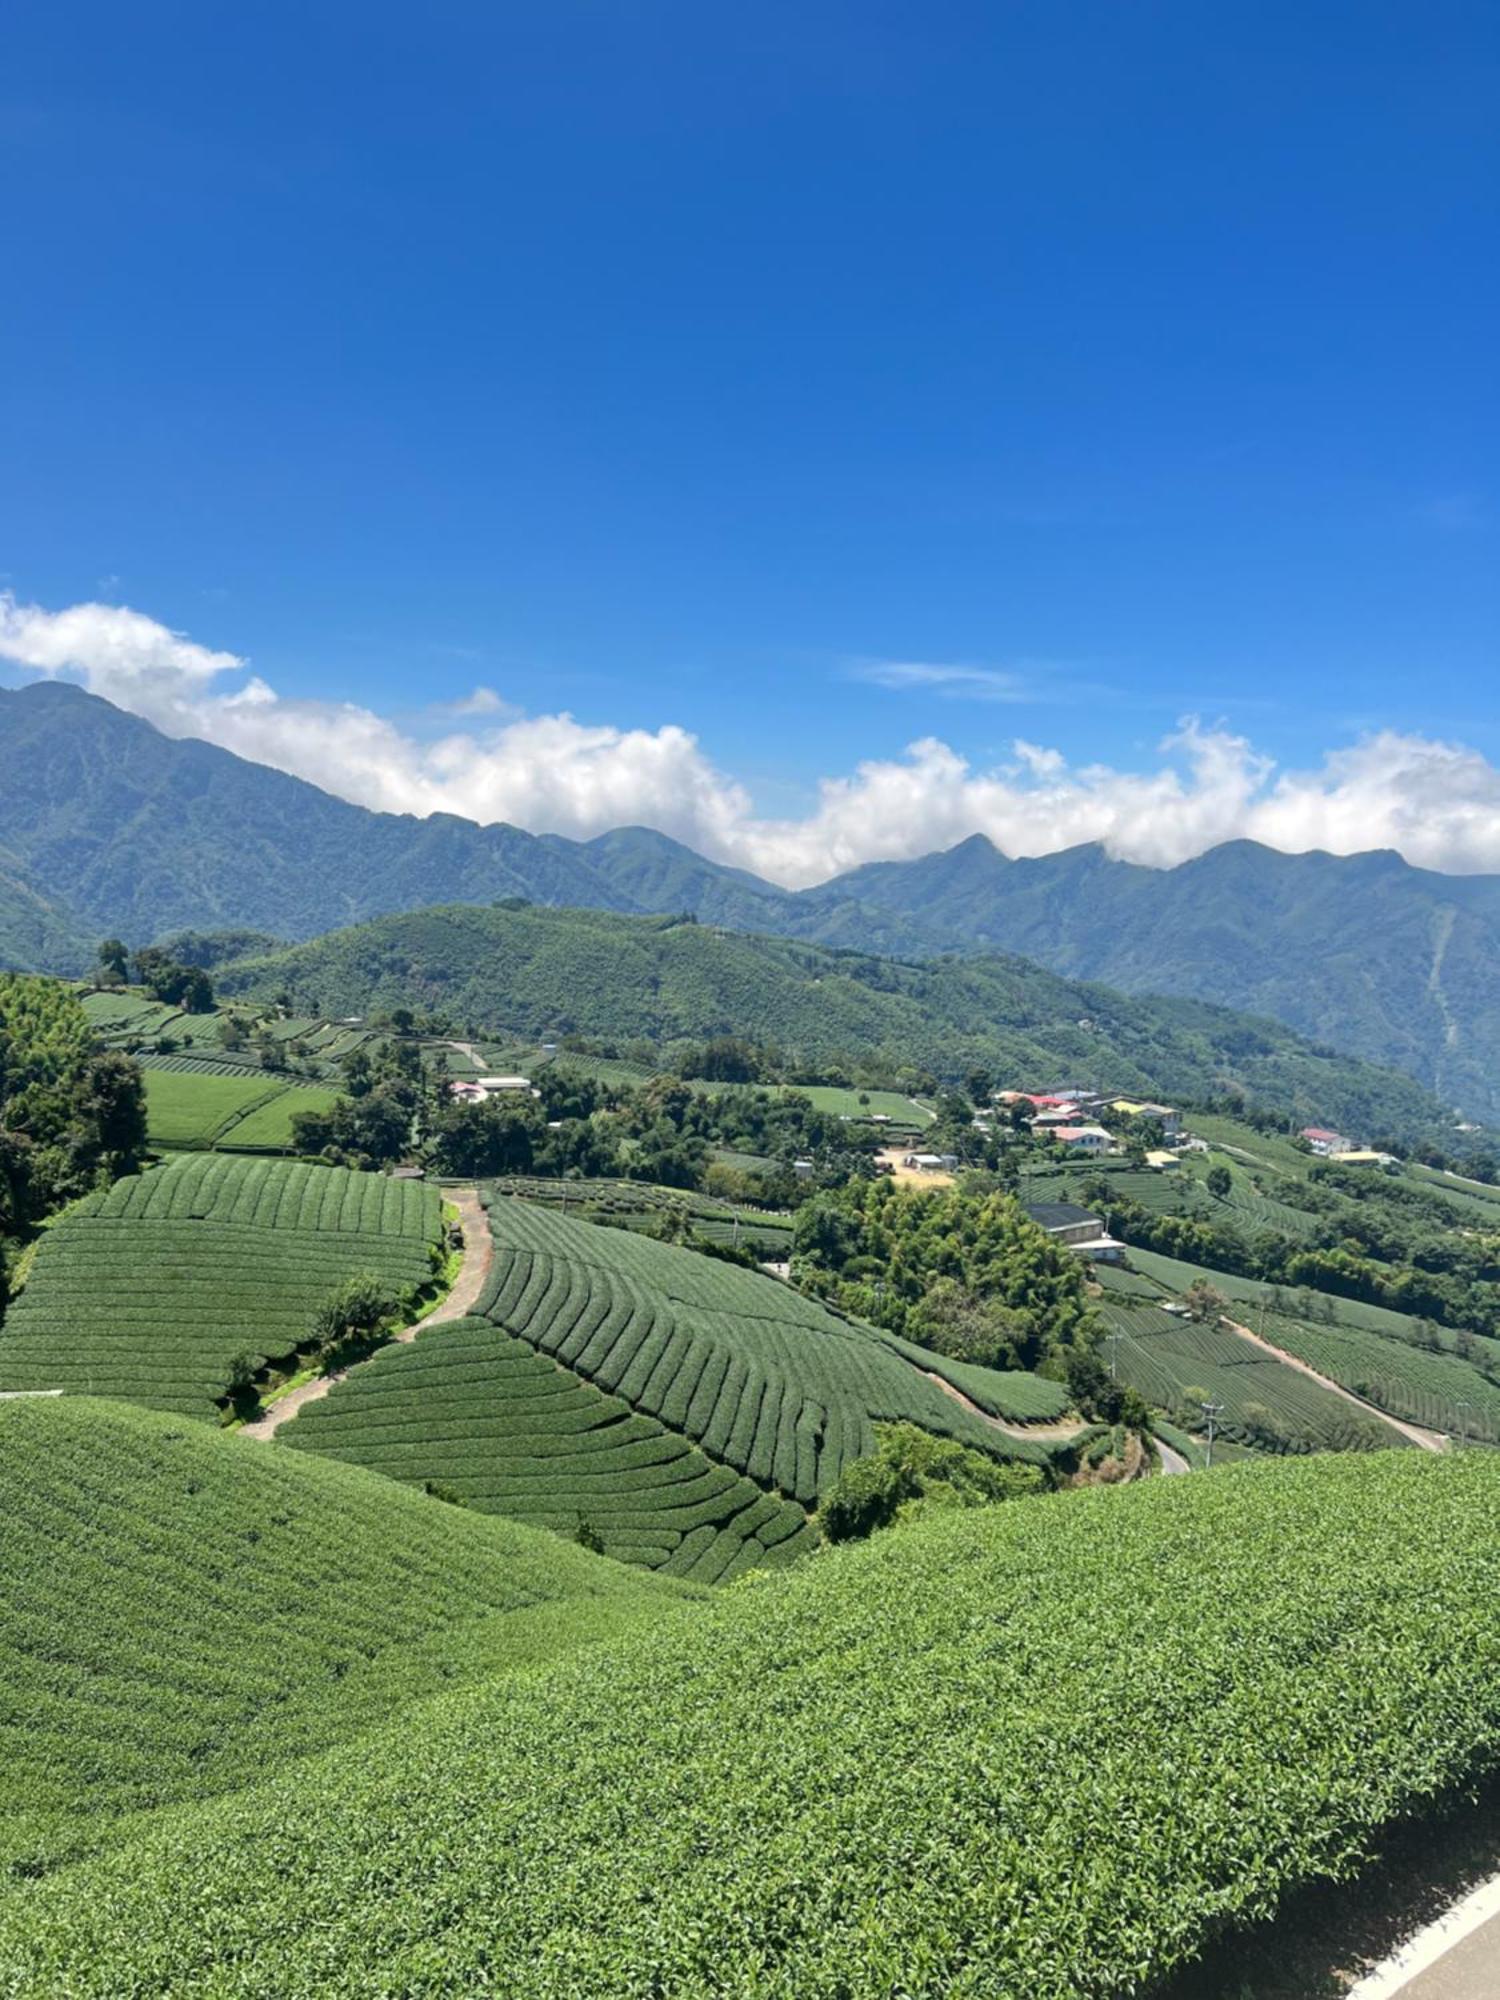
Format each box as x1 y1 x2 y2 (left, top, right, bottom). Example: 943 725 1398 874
815 835 1500 1123
217 901 1456 1142
6 682 1500 1119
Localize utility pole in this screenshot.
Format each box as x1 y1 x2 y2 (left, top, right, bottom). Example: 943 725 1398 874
1108 1327 1122 1381
1200 1399 1225 1469
1456 1399 1471 1450
732 1212 740 1251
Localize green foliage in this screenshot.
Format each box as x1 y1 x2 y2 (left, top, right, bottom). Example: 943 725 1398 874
792 1175 1097 1367
129 947 214 1012
213 900 1457 1144
0 1396 693 1876
11 1453 1500 1993
820 1421 1046 1540
0 974 146 1230
0 1154 442 1418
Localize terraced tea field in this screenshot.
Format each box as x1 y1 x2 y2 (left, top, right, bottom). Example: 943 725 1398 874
0 1396 694 1876
0 1155 443 1419
1094 1295 1409 1453
1251 1308 1500 1444
283 1316 815 1579
141 1067 341 1150
491 1175 796 1257
479 1196 1053 1501
15 1451 1500 1996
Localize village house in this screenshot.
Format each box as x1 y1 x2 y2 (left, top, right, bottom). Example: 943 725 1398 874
1300 1126 1349 1157
1110 1098 1182 1139
902 1151 961 1173
448 1074 536 1104
1049 1124 1113 1156
1030 1104 1085 1132
1023 1201 1126 1263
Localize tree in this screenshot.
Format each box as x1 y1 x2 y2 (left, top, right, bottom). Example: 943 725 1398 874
96 939 129 985
820 1423 1046 1542
1183 1279 1229 1323
430 1097 540 1178
914 1278 1036 1371
1206 1164 1233 1199
78 1052 148 1179
310 1275 398 1365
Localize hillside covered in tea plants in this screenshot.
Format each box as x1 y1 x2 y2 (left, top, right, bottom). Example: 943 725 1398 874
5 1441 1500 1996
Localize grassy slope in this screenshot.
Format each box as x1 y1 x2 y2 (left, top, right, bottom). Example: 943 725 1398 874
8 1453 1500 1995
0 1398 697 1877
216 902 1456 1143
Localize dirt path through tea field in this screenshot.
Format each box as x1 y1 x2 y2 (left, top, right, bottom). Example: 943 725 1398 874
1223 1317 1447 1454
241 1187 492 1442
921 1368 1090 1446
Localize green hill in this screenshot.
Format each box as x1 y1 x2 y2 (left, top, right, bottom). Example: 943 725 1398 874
281 1313 819 1582
0 1153 443 1418
0 1396 695 1876
280 1194 1060 1577
217 900 1457 1142
7 1450 1500 1995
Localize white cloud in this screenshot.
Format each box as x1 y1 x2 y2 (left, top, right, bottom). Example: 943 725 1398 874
6 589 1500 888
847 659 1036 701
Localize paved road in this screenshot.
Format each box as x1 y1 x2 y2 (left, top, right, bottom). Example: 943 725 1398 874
241 1187 491 1441
1156 1437 1190 1476
1347 1873 1500 2000
1394 1910 1500 1997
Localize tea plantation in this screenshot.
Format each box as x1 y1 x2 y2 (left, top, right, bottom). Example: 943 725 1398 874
282 1316 816 1579
0 1154 443 1418
1094 1295 1408 1453
9 1450 1500 1995
479 1195 1057 1500
0 1396 697 1877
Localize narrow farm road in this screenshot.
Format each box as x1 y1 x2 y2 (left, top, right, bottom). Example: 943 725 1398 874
1224 1317 1448 1454
921 1368 1090 1445
1156 1438 1190 1476
240 1187 492 1442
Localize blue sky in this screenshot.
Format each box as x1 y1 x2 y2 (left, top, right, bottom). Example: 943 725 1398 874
1 1 1497 880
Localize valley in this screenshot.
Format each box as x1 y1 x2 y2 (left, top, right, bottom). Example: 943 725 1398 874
5 735 1500 1996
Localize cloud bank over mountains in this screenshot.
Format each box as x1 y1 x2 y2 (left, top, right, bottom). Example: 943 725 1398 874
4 589 1500 888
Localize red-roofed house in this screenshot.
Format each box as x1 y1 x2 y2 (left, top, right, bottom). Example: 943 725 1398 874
1050 1124 1112 1155
1300 1126 1350 1157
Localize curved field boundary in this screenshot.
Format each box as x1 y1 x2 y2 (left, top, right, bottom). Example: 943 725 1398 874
243 1188 491 1439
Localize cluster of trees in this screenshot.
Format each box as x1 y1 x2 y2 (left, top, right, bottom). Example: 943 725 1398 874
97 941 215 1012
289 1038 432 1169
820 1423 1047 1541
0 978 147 1306
290 1042 880 1201
791 1177 1099 1370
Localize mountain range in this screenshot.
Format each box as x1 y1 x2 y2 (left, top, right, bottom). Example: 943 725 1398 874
4 679 1499 1122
